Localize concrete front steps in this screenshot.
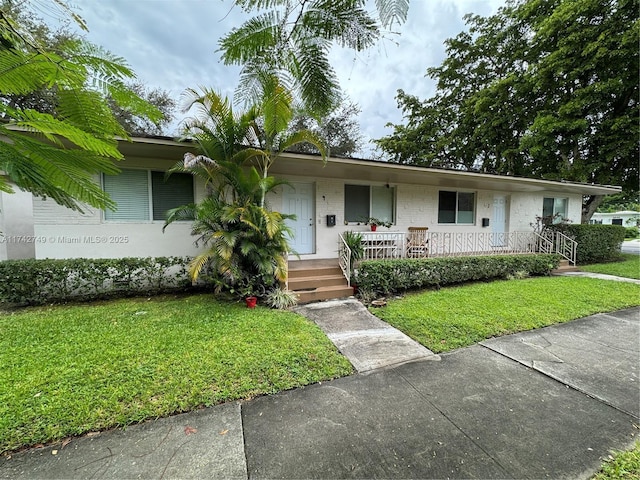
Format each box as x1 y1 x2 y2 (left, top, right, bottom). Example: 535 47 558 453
552 259 580 274
288 259 354 304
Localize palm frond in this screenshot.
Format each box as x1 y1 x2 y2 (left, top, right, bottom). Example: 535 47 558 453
278 129 328 161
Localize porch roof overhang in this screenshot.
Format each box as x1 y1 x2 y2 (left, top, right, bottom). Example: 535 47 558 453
121 137 621 196
269 153 621 196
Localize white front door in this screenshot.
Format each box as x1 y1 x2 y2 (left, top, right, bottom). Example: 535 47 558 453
282 183 315 254
492 195 508 246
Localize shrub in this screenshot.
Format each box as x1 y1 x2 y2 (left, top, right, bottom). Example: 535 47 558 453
558 224 626 264
0 257 194 306
625 226 639 239
356 254 560 296
264 287 298 309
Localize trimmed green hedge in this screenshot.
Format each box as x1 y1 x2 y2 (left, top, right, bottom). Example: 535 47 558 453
356 254 560 296
0 257 195 306
561 224 625 264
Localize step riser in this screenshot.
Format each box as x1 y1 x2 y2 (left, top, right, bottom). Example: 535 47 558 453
290 276 347 290
289 267 343 279
296 287 354 304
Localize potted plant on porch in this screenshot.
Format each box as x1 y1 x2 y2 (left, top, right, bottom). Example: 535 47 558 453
364 217 392 231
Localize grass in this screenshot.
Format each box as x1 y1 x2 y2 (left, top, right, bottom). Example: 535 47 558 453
580 254 640 279
373 276 640 353
0 293 353 454
593 442 640 479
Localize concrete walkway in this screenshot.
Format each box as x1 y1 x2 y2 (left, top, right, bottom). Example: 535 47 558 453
293 299 439 372
556 270 640 284
1 307 638 479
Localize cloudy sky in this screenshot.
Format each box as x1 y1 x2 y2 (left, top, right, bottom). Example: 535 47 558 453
59 0 505 157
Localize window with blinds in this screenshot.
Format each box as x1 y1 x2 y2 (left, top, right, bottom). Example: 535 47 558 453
103 169 194 221
151 171 194 221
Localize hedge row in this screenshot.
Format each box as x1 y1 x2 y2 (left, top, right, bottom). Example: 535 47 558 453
560 224 626 264
0 257 196 306
356 254 560 296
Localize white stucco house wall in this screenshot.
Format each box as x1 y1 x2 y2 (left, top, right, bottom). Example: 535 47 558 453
590 211 640 227
0 136 621 261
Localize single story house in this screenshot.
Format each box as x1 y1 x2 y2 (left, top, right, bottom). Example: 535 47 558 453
0 136 621 272
590 211 639 227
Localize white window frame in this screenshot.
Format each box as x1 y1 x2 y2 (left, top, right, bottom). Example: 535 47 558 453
437 190 476 225
344 183 396 225
102 168 194 222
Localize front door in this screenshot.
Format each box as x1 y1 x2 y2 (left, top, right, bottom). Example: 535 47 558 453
282 183 315 254
492 195 508 246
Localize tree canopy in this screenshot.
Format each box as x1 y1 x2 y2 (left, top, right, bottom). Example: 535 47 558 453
375 0 639 221
285 99 364 157
219 0 409 116
0 0 163 212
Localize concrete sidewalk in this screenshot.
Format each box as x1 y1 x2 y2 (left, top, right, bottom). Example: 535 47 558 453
1 307 638 479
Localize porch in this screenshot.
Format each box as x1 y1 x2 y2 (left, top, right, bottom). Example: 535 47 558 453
337 229 577 286
289 229 576 304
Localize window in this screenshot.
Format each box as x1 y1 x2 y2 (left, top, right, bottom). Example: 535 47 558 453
344 184 395 224
103 169 194 221
438 191 475 224
542 197 568 222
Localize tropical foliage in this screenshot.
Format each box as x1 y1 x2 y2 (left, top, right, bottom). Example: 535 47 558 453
165 79 326 298
219 0 410 115
0 0 162 212
375 0 638 221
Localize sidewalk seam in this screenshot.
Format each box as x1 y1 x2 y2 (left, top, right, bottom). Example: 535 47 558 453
479 344 640 420
238 402 250 480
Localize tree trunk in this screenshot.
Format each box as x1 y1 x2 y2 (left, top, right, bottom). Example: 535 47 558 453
582 194 604 223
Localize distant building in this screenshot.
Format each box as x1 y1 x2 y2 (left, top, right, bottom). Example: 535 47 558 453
590 211 640 226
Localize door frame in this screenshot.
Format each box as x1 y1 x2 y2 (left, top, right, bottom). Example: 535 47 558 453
282 182 316 255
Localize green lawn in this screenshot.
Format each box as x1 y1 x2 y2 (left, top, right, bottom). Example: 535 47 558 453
580 254 640 279
593 442 640 479
0 294 353 454
373 276 640 353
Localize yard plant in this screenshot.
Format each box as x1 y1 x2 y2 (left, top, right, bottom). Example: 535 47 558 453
593 441 640 479
373 276 640 353
0 294 352 454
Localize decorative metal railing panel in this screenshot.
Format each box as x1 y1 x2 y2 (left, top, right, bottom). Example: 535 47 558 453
537 230 577 265
427 231 538 258
338 233 351 286
361 231 407 261
340 230 577 265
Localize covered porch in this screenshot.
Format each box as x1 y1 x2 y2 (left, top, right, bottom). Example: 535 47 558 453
337 228 577 287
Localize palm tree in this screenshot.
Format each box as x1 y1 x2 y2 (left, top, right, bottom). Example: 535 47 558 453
244 73 327 206
220 0 410 116
165 81 326 296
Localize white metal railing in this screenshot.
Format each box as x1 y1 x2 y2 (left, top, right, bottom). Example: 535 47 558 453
426 231 538 257
536 230 577 265
361 231 406 260
338 233 351 286
339 229 577 264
